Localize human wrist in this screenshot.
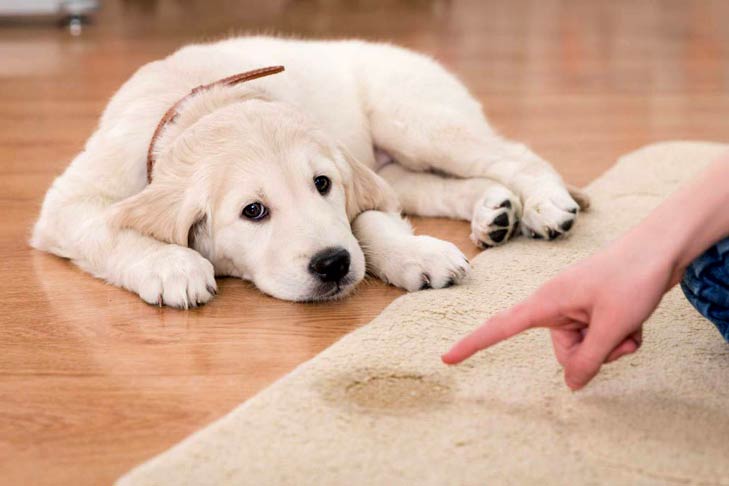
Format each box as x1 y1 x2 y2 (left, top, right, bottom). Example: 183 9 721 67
619 155 729 286
609 221 684 288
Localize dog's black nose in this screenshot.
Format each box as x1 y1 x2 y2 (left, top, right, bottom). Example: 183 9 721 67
308 247 350 282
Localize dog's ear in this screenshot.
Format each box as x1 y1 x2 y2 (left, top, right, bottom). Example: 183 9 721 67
110 182 210 250
337 147 401 220
114 109 215 252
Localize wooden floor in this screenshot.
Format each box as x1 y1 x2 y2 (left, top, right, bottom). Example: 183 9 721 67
1 0 728 484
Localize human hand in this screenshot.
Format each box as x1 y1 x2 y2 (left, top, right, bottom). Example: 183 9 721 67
442 237 678 390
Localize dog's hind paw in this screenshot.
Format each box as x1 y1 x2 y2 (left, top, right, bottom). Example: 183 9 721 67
470 190 522 249
521 187 581 241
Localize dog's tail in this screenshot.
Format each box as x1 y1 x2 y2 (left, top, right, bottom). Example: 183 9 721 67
567 185 591 211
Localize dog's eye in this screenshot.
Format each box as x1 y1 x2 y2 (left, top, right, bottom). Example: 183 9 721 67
241 202 268 221
314 175 331 195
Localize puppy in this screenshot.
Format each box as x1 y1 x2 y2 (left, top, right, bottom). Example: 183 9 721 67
32 37 587 307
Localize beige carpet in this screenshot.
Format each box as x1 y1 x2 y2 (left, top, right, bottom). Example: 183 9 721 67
118 142 729 486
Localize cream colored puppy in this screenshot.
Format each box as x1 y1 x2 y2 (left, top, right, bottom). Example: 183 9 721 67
32 37 586 307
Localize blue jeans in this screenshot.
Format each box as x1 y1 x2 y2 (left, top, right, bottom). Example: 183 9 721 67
681 237 729 341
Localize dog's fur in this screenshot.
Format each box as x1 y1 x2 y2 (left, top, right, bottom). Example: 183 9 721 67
32 37 586 307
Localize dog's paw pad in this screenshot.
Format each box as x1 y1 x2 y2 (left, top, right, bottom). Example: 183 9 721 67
498 199 512 209
492 212 509 227
488 228 509 243
471 192 522 249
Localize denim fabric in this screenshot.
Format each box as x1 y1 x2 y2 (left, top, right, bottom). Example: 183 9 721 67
681 237 729 341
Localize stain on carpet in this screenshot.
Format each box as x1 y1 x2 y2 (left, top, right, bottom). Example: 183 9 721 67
320 369 453 415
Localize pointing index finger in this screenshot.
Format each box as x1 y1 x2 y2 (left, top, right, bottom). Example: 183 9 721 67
441 296 559 364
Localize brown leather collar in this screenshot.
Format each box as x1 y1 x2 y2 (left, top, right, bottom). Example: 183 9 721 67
146 65 285 183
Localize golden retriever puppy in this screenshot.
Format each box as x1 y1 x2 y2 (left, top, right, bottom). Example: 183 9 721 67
32 37 586 307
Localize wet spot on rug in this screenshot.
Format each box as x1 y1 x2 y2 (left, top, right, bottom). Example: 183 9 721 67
319 369 453 415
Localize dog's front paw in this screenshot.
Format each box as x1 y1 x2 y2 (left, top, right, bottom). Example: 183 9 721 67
133 246 217 308
377 236 470 292
521 187 581 240
470 190 522 249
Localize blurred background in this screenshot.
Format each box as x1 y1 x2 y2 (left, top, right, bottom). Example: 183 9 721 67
3 0 728 187
1 2 728 485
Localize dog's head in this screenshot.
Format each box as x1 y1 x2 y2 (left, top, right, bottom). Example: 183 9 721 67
112 73 398 301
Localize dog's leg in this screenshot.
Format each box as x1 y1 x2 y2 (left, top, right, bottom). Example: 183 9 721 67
32 191 217 309
351 210 470 290
358 46 585 240
371 114 582 241
379 164 522 248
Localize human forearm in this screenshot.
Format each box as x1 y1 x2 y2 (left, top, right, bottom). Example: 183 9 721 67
619 154 729 286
